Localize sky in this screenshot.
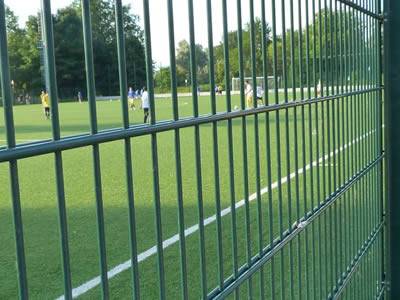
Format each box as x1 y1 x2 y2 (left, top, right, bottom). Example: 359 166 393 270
5 0 314 66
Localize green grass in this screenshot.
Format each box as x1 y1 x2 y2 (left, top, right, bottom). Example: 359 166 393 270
0 92 383 299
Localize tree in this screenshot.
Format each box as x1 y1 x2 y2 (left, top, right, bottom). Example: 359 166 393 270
69 0 146 96
54 7 85 98
3 1 146 100
213 18 272 86
154 66 171 93
5 7 40 98
19 15 41 93
296 9 368 86
5 6 18 33
175 40 208 86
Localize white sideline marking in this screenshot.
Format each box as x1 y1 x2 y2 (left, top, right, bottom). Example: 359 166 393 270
319 163 337 167
57 128 377 300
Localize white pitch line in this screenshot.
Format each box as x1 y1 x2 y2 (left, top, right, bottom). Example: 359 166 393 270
57 128 377 300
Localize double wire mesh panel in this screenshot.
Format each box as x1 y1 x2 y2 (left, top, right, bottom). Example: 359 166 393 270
0 0 384 299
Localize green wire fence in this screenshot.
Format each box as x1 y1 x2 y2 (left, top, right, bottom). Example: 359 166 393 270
0 0 392 299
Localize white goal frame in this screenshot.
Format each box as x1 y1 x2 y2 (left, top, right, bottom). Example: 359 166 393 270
231 76 280 92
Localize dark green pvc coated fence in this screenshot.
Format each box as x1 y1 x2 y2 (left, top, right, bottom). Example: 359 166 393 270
0 0 391 299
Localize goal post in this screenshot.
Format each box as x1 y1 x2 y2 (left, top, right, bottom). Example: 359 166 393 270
231 76 280 92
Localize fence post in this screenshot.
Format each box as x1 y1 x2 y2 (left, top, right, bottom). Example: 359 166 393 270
385 0 400 298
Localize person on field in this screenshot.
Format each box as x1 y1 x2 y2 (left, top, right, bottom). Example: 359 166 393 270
128 87 136 111
25 94 31 105
215 85 222 95
245 80 253 108
255 86 264 106
317 80 322 96
77 91 82 103
40 90 50 119
141 87 150 123
256 86 264 100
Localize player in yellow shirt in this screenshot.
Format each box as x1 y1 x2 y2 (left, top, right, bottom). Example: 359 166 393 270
40 90 50 119
245 80 253 108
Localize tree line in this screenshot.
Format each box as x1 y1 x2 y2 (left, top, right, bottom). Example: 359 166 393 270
4 0 146 101
154 10 375 93
2 4 375 101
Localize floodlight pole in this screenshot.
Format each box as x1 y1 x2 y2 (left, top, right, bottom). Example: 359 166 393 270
384 0 400 298
39 9 49 93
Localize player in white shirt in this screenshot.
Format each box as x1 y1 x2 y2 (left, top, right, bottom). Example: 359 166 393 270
317 80 322 96
141 87 150 123
256 86 264 103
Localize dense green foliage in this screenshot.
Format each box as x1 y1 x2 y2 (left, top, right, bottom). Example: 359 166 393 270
5 8 41 97
4 0 146 100
3 4 371 100
154 10 371 91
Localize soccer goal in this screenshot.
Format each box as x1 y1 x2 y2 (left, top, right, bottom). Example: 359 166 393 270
231 76 280 92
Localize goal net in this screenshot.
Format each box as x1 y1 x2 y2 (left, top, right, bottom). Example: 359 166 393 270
231 76 280 92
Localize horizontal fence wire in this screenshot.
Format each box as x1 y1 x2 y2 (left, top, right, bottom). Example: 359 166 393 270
0 88 382 162
337 0 382 19
209 153 385 299
0 0 385 299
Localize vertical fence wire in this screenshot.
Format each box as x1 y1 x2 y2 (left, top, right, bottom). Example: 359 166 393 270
260 0 276 298
295 0 305 296
377 0 385 293
166 0 189 298
81 1 109 297
187 0 207 298
234 0 253 298
229 0 241 296
204 0 224 293
315 0 324 294
40 1 72 298
114 1 140 298
343 2 349 289
337 0 344 287
248 0 264 298
0 0 387 299
276 0 293 299
311 1 320 298
142 0 166 297
291 0 300 296
0 1 28 298
271 0 282 298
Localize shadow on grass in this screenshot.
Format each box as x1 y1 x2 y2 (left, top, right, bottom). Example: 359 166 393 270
0 185 374 300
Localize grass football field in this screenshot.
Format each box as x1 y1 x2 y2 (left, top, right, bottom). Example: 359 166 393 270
0 92 383 299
